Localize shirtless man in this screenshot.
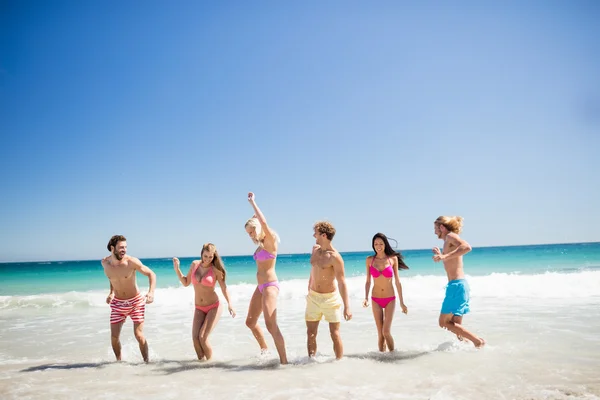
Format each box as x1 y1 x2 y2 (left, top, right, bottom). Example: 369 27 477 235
102 235 156 362
306 221 352 359
433 216 485 348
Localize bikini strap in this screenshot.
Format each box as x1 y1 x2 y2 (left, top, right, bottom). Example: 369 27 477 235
191 261 200 284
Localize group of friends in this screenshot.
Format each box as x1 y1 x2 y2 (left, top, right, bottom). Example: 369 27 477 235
101 192 486 364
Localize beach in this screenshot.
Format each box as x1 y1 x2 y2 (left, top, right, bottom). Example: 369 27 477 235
1 243 599 399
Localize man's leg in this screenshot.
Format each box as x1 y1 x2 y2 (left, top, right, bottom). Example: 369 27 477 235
438 313 485 348
306 321 320 357
110 321 124 361
329 322 343 359
133 322 149 362
452 315 464 341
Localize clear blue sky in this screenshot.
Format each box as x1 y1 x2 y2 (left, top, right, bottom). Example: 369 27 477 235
1 1 599 262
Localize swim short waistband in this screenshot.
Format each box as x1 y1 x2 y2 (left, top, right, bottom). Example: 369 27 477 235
308 289 339 299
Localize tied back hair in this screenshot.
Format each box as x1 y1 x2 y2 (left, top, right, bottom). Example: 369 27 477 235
435 216 464 234
372 232 409 270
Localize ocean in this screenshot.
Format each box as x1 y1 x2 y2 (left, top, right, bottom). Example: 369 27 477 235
1 242 599 399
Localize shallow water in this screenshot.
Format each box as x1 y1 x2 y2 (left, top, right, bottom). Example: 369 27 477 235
1 272 599 399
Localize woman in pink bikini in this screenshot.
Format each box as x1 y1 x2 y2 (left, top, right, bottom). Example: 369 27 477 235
173 243 235 360
363 232 409 352
244 192 287 364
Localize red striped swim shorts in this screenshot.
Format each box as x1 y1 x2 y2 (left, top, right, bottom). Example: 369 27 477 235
110 292 146 324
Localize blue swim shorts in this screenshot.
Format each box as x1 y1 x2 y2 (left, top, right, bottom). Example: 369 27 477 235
440 279 470 316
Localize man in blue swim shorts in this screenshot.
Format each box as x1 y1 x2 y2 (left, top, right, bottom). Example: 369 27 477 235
433 216 485 348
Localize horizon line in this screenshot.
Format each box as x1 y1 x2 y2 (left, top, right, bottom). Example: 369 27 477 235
1 240 598 264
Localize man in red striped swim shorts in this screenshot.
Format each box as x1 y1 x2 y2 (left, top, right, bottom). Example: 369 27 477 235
102 235 156 362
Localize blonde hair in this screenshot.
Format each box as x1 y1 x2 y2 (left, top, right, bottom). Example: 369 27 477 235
202 243 226 281
435 216 464 234
245 218 264 245
244 217 280 245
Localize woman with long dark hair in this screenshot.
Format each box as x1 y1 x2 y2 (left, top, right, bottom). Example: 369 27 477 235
363 233 408 352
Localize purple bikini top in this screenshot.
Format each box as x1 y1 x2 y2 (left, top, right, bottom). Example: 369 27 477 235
253 248 276 261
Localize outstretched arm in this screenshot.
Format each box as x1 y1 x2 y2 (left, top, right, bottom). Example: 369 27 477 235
173 258 194 287
247 192 276 245
393 256 408 314
132 257 157 303
333 254 352 321
434 233 472 262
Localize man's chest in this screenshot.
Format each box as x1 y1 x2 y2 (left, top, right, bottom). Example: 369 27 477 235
443 242 456 254
105 264 135 279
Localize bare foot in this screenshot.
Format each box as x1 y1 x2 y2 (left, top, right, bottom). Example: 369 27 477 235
474 338 486 348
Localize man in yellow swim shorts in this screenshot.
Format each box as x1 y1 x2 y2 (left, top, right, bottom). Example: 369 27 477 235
306 221 352 359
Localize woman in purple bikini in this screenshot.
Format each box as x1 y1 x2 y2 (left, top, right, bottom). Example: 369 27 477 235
363 232 409 352
244 192 287 364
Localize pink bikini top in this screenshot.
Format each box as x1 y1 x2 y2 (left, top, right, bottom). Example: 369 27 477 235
370 258 393 278
253 248 276 261
191 264 216 287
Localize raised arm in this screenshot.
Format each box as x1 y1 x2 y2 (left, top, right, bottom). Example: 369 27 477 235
392 256 408 314
363 257 372 307
131 257 157 304
216 271 236 318
434 233 472 262
247 192 276 246
173 258 195 287
333 253 352 321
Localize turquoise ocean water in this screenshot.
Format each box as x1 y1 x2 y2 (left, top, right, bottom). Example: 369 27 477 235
1 242 599 296
1 242 600 400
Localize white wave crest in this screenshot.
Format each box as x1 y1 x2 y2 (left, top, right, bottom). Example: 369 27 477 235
1 271 598 311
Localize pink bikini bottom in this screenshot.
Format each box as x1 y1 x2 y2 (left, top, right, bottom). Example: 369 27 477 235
372 296 396 308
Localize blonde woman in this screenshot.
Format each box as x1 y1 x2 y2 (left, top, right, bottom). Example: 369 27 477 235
173 243 235 360
244 192 287 364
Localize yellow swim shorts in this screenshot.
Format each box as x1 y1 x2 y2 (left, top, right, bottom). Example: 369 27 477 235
305 290 342 323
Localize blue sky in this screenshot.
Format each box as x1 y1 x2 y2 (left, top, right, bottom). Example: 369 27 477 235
1 1 599 262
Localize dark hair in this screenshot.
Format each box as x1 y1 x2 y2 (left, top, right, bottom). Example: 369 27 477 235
371 232 409 270
107 235 127 252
